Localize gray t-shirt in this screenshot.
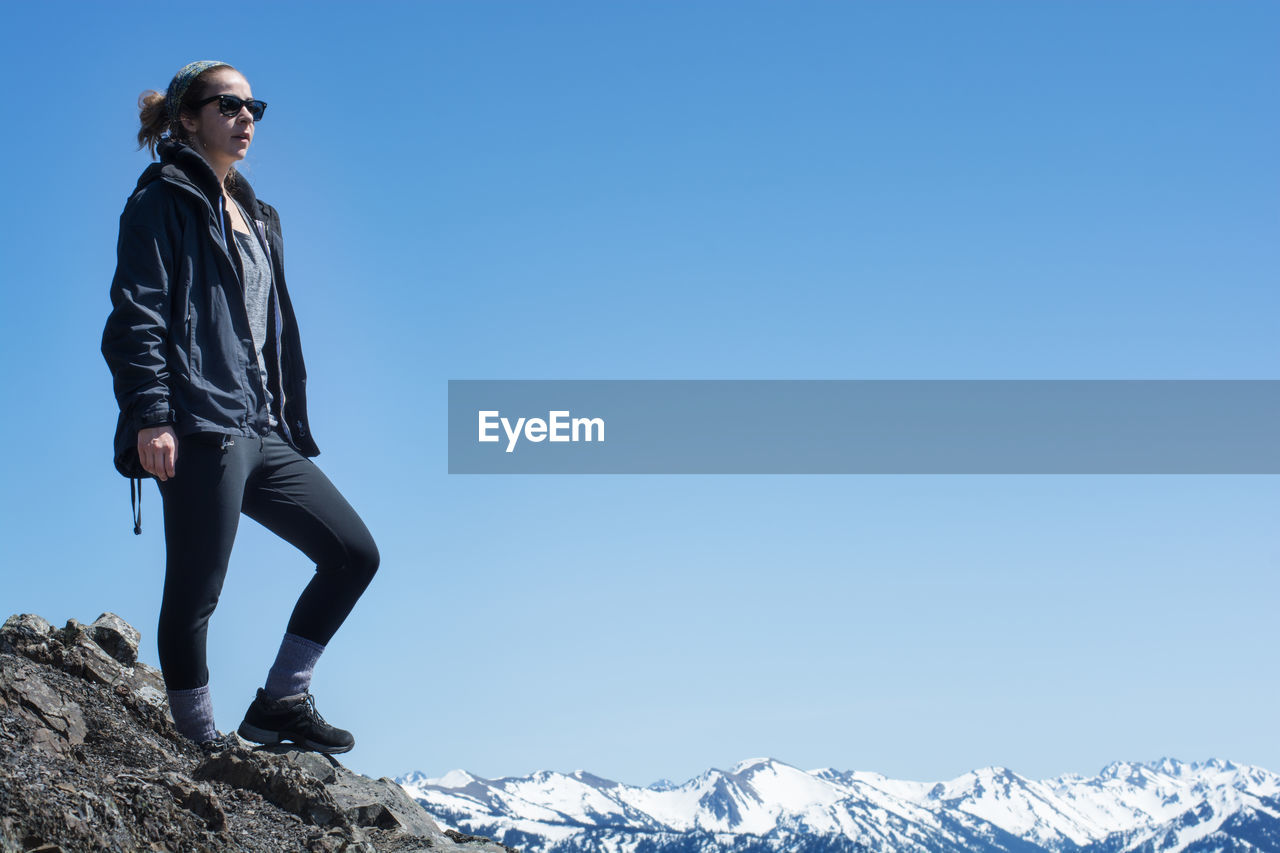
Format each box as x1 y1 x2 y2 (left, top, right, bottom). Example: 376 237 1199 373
231 200 277 427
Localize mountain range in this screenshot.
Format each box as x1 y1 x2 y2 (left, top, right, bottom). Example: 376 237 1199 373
399 756 1280 852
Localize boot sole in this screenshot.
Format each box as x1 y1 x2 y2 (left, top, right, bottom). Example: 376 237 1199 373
237 721 354 754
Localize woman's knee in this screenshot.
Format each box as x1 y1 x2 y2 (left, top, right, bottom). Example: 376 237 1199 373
345 531 380 586
158 589 219 635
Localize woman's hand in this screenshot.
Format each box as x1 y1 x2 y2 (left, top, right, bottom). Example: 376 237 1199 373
138 425 178 481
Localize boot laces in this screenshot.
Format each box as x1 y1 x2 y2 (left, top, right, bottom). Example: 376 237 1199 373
301 692 328 725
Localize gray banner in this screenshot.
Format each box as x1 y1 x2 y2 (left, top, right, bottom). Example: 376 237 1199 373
447 380 1280 474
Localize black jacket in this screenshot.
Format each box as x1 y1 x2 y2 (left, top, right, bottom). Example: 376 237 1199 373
102 138 321 496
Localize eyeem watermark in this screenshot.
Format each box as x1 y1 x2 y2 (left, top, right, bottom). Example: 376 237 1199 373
478 410 606 453
450 380 1280 473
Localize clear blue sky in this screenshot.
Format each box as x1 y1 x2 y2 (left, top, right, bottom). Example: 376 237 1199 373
1 1 1276 786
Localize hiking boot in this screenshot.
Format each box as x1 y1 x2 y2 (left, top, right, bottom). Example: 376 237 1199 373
236 689 355 754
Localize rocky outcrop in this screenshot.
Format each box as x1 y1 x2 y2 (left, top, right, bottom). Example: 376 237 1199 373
0 612 515 853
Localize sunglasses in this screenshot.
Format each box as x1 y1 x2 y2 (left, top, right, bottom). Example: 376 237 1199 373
194 94 268 121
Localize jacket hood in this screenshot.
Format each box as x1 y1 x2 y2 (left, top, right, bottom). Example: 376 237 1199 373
135 137 264 218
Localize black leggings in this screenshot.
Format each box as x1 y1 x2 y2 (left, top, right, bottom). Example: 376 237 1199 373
156 427 379 690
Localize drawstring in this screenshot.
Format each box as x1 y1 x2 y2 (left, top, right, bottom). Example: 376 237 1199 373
131 477 143 535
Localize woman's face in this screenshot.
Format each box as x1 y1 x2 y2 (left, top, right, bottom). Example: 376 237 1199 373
181 68 256 173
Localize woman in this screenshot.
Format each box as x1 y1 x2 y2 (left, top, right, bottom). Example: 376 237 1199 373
101 60 379 753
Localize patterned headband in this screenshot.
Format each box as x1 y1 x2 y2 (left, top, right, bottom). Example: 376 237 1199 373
165 60 229 127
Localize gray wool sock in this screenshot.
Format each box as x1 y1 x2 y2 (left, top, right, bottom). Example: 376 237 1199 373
167 684 219 743
264 632 326 699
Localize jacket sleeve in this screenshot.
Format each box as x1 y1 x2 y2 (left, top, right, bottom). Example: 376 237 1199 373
101 194 178 431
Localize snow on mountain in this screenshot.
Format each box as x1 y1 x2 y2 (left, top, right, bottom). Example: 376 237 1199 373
924 764 1105 847
398 757 1280 853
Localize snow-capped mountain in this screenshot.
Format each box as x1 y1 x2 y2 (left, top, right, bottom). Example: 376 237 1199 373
398 757 1280 852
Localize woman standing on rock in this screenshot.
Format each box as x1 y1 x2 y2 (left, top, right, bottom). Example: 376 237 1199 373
101 60 379 754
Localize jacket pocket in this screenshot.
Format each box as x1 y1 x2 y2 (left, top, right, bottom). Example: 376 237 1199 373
184 430 232 450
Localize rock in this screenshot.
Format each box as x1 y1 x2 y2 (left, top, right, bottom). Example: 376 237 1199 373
1 666 86 746
344 800 401 830
282 747 339 784
195 748 346 827
0 613 164 711
280 748 443 838
0 613 53 646
0 614 57 664
156 771 226 830
61 632 125 687
0 612 512 853
27 726 73 760
306 826 375 852
333 774 447 838
89 612 140 665
273 746 519 849
119 660 168 711
56 618 87 646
